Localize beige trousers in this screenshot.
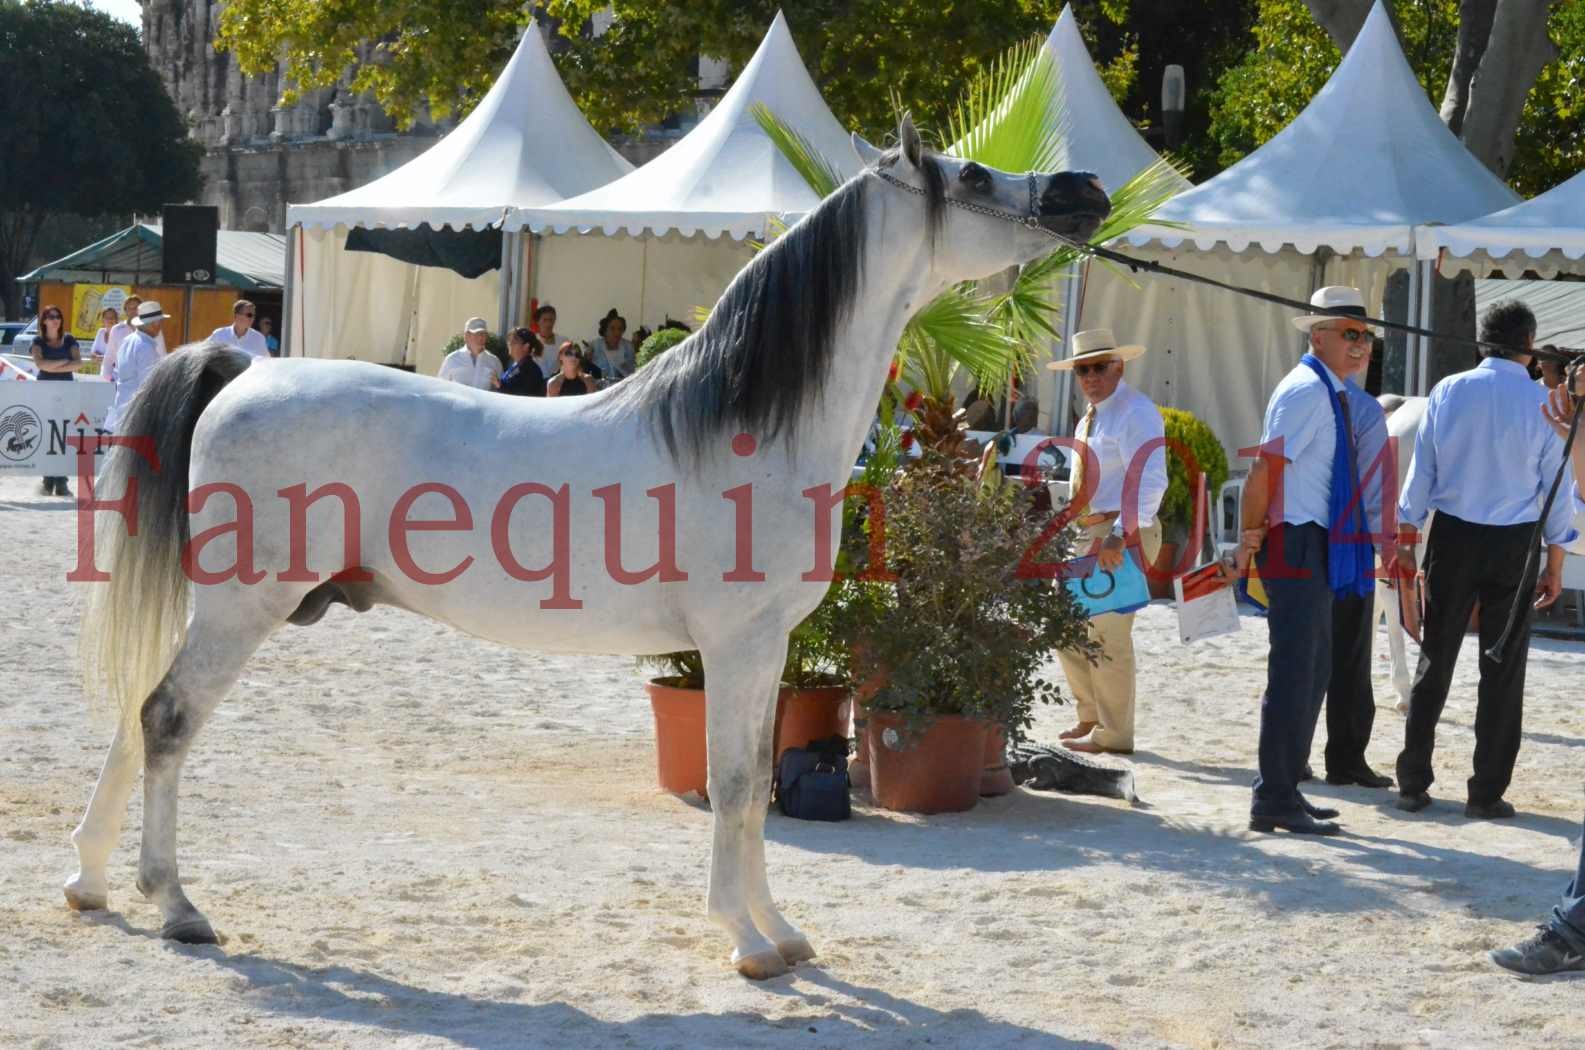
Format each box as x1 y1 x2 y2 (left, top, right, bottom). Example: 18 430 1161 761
1057 519 1163 752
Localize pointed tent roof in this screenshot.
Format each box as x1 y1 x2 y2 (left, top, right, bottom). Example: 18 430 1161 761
1122 0 1518 256
1044 6 1189 195
508 11 858 239
287 26 632 231
1418 168 1585 267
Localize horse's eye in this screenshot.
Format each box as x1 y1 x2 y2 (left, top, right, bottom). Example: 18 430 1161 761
959 163 992 192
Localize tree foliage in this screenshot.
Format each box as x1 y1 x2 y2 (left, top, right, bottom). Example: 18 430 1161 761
0 0 202 317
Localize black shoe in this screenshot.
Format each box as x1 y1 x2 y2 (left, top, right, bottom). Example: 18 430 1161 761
56 483 71 499
1396 791 1432 813
1299 764 1315 782
1490 927 1585 977
40 479 56 495
1298 794 1340 821
1326 764 1395 789
1466 799 1516 820
1250 810 1341 836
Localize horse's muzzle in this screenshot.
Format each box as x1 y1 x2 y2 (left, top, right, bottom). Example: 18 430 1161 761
1038 171 1111 241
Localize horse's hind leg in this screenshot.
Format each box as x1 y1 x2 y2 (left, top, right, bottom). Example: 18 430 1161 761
64 723 141 911
136 604 278 943
699 629 812 979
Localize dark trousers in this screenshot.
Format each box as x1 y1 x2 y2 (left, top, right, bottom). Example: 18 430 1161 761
1322 594 1377 773
1395 513 1536 805
1252 523 1333 817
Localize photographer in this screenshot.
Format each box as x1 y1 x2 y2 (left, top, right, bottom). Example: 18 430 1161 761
1490 367 1585 977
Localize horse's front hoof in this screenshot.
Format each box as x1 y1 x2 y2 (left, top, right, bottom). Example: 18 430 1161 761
776 937 817 966
161 916 219 945
735 949 792 980
63 875 108 912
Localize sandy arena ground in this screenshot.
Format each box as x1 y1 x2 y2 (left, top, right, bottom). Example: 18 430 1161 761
2 473 1583 1049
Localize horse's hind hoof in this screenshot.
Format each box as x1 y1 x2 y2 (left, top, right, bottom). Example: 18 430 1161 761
777 937 817 966
63 875 108 912
161 917 219 945
735 949 792 980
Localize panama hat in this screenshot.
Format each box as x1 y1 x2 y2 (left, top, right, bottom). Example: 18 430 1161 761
1292 286 1381 334
1046 328 1146 371
130 300 168 328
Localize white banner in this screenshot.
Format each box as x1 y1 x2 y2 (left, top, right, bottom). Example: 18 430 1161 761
0 380 115 476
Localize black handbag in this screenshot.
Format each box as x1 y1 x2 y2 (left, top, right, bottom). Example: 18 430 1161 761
775 735 851 822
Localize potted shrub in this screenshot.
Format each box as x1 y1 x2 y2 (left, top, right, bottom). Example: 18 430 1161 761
1151 408 1229 598
642 651 709 796
840 452 1095 814
635 325 690 370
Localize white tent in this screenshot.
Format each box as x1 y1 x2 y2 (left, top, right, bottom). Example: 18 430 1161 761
1418 168 1585 276
1075 0 1519 459
1038 5 1191 431
284 26 632 374
508 11 859 342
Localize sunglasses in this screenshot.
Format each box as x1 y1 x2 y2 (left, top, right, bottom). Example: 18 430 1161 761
1325 325 1371 342
239 311 255 318
1073 360 1115 376
43 312 62 320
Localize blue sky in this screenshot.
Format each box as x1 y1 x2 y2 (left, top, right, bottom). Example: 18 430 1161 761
90 0 141 26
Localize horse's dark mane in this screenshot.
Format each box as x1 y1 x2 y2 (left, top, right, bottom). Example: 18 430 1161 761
601 149 948 460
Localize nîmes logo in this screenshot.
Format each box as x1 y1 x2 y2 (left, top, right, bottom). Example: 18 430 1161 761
0 404 41 461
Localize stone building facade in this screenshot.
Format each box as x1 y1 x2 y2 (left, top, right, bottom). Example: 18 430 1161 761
142 0 450 232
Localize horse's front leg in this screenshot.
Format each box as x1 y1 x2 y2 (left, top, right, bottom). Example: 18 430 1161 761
699 630 811 979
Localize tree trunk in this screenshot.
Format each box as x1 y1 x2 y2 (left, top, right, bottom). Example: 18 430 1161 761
1460 0 1558 177
1439 0 1498 136
1427 271 1481 391
1301 0 1399 51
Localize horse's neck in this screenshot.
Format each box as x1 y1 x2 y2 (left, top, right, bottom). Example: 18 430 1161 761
797 208 937 477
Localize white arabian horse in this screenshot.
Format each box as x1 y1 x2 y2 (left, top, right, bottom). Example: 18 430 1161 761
65 117 1111 979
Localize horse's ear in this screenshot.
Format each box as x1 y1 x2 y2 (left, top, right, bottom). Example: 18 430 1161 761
898 114 923 169
851 132 884 168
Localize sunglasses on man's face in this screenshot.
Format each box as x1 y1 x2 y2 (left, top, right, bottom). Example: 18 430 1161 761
1325 325 1370 343
1073 360 1115 376
239 311 255 318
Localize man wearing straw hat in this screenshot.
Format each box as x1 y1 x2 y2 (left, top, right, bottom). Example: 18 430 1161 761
1232 287 1383 836
1048 328 1167 755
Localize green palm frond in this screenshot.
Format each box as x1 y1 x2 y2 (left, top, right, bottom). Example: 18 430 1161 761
750 102 847 198
899 285 1013 399
946 36 1066 175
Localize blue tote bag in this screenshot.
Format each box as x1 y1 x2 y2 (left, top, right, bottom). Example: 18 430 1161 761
1063 549 1152 618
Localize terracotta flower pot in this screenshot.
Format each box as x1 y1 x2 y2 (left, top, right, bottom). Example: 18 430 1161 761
773 684 848 768
981 724 1014 797
646 678 708 797
1147 540 1181 600
866 712 987 814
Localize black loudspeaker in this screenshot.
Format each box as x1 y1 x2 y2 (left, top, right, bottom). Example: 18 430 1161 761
161 205 219 285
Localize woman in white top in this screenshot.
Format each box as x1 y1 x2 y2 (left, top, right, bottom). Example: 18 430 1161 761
590 308 636 381
89 307 118 372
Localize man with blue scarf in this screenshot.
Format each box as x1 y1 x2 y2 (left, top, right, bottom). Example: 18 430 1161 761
1233 287 1382 835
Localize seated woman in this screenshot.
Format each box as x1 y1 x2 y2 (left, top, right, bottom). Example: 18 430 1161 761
547 342 596 397
591 308 636 381
495 327 547 396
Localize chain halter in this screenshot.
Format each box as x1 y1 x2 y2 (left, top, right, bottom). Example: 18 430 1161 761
868 165 1069 242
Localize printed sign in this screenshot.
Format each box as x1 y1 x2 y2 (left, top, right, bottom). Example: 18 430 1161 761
70 285 133 340
0 380 114 475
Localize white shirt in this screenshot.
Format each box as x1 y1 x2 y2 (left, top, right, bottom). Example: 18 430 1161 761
1400 357 1578 545
1075 379 1168 527
438 347 503 390
209 323 270 358
1258 358 1347 527
90 327 112 361
103 322 164 381
105 330 162 432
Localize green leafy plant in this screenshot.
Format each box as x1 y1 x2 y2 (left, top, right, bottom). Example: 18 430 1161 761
440 331 509 369
636 326 689 369
1158 407 1229 546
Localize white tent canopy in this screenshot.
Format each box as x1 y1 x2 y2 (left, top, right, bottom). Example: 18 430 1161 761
1122 1 1516 256
1076 0 1519 459
508 11 857 240
1418 168 1585 275
509 11 859 345
286 26 631 371
289 26 631 231
1044 5 1190 197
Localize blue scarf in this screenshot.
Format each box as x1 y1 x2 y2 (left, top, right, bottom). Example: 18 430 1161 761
1300 354 1375 599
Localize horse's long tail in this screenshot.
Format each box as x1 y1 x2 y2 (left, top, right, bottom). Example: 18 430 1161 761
81 342 254 738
